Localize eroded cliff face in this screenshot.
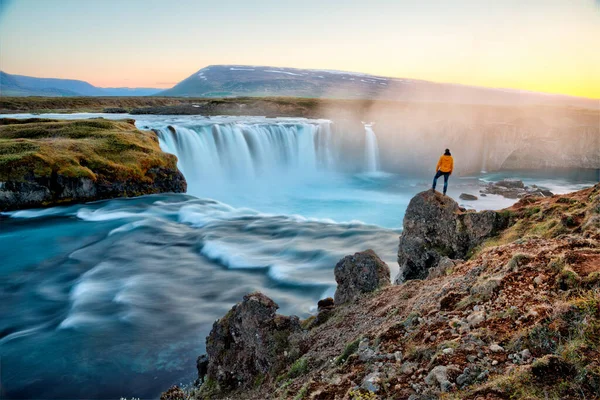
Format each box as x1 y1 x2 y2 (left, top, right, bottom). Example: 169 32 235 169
357 104 600 174
181 184 600 400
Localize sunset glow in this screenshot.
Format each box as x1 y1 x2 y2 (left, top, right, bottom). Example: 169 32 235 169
1 0 599 98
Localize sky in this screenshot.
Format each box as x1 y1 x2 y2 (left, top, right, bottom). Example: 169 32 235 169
0 0 599 98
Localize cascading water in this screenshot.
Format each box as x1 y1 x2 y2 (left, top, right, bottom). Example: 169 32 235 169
154 119 338 195
364 123 381 172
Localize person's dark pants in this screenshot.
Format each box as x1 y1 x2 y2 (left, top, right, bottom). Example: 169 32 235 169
432 170 450 194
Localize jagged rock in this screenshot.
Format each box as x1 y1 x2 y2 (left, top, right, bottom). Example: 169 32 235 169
160 386 186 400
196 354 209 385
334 249 390 304
361 372 381 393
317 297 335 311
425 365 453 392
395 191 509 283
459 193 478 201
205 292 301 390
481 179 554 200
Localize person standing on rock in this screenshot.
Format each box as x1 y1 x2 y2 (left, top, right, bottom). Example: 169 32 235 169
432 149 453 195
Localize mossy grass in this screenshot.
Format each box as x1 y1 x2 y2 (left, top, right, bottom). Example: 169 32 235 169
0 118 177 182
335 337 361 365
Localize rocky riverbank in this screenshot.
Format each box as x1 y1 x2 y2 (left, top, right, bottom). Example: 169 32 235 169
170 183 600 400
0 118 186 211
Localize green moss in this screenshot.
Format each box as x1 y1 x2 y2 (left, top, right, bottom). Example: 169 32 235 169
0 118 177 183
335 337 361 365
287 357 309 379
293 383 309 400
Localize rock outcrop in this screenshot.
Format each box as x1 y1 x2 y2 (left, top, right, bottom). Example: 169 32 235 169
0 118 186 210
334 249 391 304
395 190 509 283
204 292 301 391
481 179 553 199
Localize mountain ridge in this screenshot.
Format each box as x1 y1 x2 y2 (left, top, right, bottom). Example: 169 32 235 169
159 65 599 108
0 71 161 97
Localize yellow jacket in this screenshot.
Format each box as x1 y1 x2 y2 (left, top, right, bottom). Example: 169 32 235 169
436 155 454 173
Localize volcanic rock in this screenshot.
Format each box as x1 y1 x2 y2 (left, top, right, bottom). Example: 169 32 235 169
334 249 391 304
395 191 509 283
205 292 301 390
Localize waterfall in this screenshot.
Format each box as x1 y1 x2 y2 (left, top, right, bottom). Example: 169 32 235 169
364 124 381 172
154 120 339 194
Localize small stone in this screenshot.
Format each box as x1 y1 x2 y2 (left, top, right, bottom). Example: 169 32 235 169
442 348 454 355
394 351 403 362
467 311 485 327
476 370 489 381
467 355 477 363
456 373 469 386
521 349 532 360
489 344 504 353
492 360 498 366
361 372 381 393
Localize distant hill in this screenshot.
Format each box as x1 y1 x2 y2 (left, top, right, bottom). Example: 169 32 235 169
159 65 599 108
0 71 161 97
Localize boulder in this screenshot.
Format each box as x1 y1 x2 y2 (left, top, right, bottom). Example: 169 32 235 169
459 193 478 201
496 179 525 189
205 292 301 390
395 191 508 283
334 250 391 304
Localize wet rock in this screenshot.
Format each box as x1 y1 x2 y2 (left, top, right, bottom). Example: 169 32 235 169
395 191 508 283
481 179 554 200
334 249 390 304
497 179 525 189
459 193 478 201
205 292 301 390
